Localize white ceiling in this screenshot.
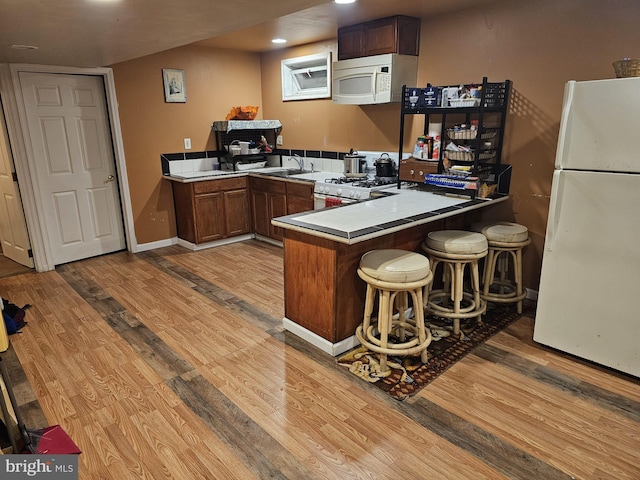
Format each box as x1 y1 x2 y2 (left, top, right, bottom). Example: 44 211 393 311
0 0 504 67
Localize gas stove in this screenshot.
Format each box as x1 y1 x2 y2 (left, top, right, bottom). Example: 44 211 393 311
314 176 397 201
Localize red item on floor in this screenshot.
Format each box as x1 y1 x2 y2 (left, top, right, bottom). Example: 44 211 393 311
28 425 81 454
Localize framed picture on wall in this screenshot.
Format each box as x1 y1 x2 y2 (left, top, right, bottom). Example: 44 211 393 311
162 68 186 103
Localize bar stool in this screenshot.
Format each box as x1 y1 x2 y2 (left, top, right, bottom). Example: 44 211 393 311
421 230 488 339
356 249 433 374
472 221 531 314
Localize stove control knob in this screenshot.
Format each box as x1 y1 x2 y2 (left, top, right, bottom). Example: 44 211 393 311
410 169 415 175
336 188 342 196
354 191 361 199
348 191 355 198
419 171 424 176
323 186 329 194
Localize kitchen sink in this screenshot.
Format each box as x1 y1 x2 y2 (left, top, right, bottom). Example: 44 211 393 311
260 169 327 181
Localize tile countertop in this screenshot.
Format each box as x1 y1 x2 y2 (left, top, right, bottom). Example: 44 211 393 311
272 185 509 245
162 167 334 183
163 166 291 182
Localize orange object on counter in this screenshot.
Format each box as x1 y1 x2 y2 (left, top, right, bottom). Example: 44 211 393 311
225 106 259 120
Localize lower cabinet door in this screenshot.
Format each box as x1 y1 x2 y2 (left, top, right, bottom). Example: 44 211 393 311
269 193 287 241
194 192 225 243
251 190 270 237
224 189 250 237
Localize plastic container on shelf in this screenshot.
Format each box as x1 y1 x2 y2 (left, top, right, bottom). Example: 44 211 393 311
449 98 481 108
446 129 498 140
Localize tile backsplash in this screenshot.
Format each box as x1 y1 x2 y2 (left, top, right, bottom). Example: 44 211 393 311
161 149 405 176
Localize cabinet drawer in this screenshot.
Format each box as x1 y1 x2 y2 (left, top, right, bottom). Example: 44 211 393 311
194 176 247 194
399 159 439 182
250 176 286 194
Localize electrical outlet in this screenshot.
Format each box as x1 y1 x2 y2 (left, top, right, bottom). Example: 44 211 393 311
276 135 283 146
184 138 191 150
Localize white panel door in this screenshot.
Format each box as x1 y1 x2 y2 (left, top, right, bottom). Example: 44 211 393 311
0 108 33 267
534 170 640 376
19 72 125 265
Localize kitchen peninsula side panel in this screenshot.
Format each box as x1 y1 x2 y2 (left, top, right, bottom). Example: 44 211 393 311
282 214 470 345
283 231 392 342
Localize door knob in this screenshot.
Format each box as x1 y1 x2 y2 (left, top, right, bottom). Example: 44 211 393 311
105 174 115 183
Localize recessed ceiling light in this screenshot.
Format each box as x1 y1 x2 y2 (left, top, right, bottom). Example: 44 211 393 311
335 0 357 4
272 38 287 44
11 44 39 50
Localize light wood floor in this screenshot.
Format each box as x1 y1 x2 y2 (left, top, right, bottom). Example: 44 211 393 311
0 254 32 278
1 240 639 479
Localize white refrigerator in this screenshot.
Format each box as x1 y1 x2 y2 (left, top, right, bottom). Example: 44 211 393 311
534 77 640 377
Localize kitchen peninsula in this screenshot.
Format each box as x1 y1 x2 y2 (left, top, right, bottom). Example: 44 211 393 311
272 187 508 356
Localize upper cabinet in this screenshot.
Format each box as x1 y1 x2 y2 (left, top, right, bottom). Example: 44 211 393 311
338 16 421 61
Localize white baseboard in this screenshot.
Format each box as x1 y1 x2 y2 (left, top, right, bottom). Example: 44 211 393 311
135 237 177 252
283 317 360 356
254 234 283 248
176 234 254 251
134 233 279 254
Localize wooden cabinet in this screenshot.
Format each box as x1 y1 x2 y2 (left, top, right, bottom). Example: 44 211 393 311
338 15 420 60
173 177 249 244
173 175 314 245
250 176 287 241
225 189 252 237
337 24 366 60
286 181 314 215
193 192 225 242
251 177 314 242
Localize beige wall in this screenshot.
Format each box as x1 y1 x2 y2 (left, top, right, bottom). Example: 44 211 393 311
111 46 262 244
112 0 640 290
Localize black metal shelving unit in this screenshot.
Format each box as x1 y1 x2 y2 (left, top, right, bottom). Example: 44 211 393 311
211 120 283 171
397 77 512 198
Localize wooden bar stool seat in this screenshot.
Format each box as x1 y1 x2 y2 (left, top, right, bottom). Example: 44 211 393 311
472 221 531 314
421 230 488 339
356 249 433 374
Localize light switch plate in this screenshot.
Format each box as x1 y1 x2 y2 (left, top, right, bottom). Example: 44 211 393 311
184 138 191 150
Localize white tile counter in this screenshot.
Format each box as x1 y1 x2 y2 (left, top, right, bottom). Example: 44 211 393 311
163 166 293 182
272 185 508 244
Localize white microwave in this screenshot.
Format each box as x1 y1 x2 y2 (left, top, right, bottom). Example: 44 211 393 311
332 53 418 105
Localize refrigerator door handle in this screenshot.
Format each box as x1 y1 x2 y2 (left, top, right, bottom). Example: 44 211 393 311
555 81 575 170
545 171 565 252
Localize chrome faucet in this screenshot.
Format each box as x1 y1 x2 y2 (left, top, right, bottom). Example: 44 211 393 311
292 154 305 171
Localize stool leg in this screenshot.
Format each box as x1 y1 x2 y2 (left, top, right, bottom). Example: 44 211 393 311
444 262 453 308
483 248 496 297
411 288 430 364
378 289 391 373
471 260 484 325
424 258 440 310
497 251 509 295
396 291 408 342
362 284 376 334
453 262 463 338
515 248 524 314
